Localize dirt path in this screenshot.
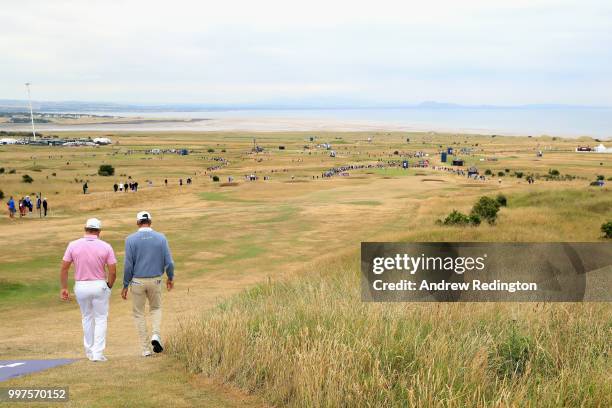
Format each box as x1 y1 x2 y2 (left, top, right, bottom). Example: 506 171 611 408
1 260 269 407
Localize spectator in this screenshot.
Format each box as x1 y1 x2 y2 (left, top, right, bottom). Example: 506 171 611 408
7 196 16 218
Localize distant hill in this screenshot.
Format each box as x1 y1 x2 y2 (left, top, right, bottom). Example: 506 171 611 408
0 99 607 113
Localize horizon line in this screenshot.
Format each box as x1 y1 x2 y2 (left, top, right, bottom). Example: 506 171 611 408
1 98 611 111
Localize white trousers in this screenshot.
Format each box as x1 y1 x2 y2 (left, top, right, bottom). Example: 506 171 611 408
74 280 111 360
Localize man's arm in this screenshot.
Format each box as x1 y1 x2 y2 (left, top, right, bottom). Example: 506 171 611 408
163 238 175 290
107 263 117 288
60 260 71 300
123 240 134 289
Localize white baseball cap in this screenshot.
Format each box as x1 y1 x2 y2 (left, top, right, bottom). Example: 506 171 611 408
136 211 151 221
85 218 102 230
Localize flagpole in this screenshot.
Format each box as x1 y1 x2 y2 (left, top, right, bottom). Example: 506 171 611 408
25 82 37 141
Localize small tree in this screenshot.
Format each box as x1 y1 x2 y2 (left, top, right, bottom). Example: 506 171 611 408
514 171 524 178
22 174 34 183
496 194 508 207
212 175 220 182
0 190 4 200
497 171 505 177
0 167 4 174
548 169 560 177
98 164 115 176
485 169 492 175
471 196 500 224
443 210 470 225
596 175 605 181
602 221 612 239
441 210 480 226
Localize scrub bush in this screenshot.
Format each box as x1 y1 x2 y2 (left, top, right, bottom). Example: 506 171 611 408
22 174 33 183
602 221 612 239
98 164 115 176
212 175 220 182
441 210 480 226
496 194 507 207
471 196 500 224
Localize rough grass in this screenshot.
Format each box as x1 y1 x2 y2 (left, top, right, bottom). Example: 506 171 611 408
171 188 612 407
171 254 611 407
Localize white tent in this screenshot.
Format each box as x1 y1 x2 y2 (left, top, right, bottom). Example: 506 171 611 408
93 137 112 145
593 144 612 153
0 138 17 145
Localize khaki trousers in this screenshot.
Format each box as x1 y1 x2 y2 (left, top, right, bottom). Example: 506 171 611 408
130 277 162 353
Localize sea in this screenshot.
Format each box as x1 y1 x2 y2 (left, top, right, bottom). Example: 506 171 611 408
2 107 611 139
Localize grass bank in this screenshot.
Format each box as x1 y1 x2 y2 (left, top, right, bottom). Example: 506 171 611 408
170 254 610 407
170 188 612 407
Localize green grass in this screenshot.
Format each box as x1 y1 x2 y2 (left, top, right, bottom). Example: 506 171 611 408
254 205 299 223
510 189 611 209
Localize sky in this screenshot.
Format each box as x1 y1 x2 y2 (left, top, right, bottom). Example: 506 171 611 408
1 0 611 106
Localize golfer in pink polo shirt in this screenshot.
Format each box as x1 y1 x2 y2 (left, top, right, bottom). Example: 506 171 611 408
60 218 117 362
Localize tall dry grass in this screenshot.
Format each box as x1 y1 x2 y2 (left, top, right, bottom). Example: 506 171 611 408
171 253 611 407
170 188 611 407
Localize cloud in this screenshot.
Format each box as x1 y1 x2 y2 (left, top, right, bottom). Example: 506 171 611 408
1 0 611 105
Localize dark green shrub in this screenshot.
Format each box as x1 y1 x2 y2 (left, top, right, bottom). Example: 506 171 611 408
98 164 115 176
596 175 605 181
485 169 492 175
22 174 33 183
548 169 560 177
514 171 524 178
505 168 510 173
602 221 612 238
0 167 4 174
212 175 220 182
8 169 16 174
496 194 507 207
497 171 505 177
468 213 481 226
208 148 215 153
0 190 4 200
443 210 470 225
441 210 480 226
471 196 500 224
